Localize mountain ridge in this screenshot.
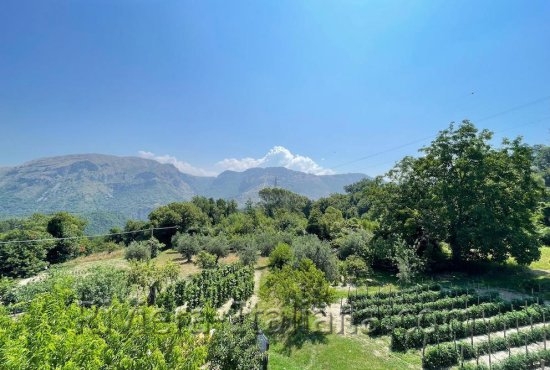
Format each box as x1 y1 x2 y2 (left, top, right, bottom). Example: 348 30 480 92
0 154 368 232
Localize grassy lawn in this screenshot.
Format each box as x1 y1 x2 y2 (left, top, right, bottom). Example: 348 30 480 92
268 333 421 370
50 248 246 279
530 246 550 270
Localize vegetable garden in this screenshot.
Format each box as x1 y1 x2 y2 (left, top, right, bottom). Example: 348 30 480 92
344 284 550 369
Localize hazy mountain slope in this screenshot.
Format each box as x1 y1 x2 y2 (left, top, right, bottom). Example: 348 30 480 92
0 154 196 225
0 154 367 232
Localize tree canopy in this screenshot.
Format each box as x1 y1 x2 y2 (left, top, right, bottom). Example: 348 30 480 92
379 121 543 266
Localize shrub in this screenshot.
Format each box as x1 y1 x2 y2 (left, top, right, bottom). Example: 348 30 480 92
269 242 293 269
196 251 217 269
75 267 129 307
124 241 151 261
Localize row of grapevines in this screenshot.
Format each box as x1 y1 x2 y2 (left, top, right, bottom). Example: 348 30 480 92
347 283 440 304
348 289 444 310
391 304 550 351
350 293 498 322
170 263 254 310
370 297 536 335
424 323 550 369
461 348 550 370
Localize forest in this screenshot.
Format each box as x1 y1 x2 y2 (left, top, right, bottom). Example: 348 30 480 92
1 122 550 369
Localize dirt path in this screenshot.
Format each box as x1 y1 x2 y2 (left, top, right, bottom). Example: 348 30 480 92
243 268 263 314
217 267 264 317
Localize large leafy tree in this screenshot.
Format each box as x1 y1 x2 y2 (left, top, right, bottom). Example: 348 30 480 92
46 212 87 264
148 202 209 246
0 228 53 277
258 187 311 218
385 121 543 265
261 258 334 328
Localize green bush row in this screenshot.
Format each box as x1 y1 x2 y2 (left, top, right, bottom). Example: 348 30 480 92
347 283 440 303
391 305 550 351
370 297 537 335
348 285 441 307
460 349 550 370
349 289 444 310
351 293 496 322
165 263 254 310
424 324 550 369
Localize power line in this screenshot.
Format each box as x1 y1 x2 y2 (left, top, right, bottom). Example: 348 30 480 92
343 115 550 176
0 226 178 245
330 94 550 172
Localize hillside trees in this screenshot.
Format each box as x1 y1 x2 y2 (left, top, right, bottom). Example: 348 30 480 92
377 121 543 266
46 212 87 263
148 202 209 246
259 187 311 218
262 258 334 328
0 228 53 278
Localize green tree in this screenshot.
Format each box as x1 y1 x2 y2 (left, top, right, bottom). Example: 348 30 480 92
386 121 543 266
204 234 229 263
207 317 263 370
148 202 209 246
173 232 201 262
122 219 151 245
258 187 311 218
261 258 335 328
195 251 217 269
124 240 152 261
46 212 87 264
340 255 370 286
0 228 53 277
268 242 293 269
292 235 339 282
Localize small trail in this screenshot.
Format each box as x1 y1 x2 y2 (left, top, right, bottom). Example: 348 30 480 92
243 268 263 314
217 267 264 317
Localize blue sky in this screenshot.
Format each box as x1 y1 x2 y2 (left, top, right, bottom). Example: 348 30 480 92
1 0 549 176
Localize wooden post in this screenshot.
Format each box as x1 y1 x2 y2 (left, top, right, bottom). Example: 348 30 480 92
488 328 492 369
544 310 547 350
422 331 427 361
470 318 474 346
453 329 457 352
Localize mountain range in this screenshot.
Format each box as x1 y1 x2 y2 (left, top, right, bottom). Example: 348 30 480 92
0 154 367 233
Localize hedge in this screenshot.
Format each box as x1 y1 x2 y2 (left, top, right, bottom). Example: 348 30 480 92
424 324 550 369
391 304 550 351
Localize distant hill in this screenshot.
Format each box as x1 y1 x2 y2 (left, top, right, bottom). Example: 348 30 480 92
0 154 368 233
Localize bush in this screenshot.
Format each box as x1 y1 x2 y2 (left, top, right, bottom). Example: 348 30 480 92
173 232 201 262
238 243 259 266
269 242 293 269
0 277 15 305
124 241 151 261
75 267 130 307
196 251 217 269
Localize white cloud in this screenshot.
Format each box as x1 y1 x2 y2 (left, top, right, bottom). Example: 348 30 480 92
138 151 216 177
216 146 335 175
138 146 334 176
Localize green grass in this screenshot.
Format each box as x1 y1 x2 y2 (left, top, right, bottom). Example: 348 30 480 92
268 332 421 370
530 246 550 270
